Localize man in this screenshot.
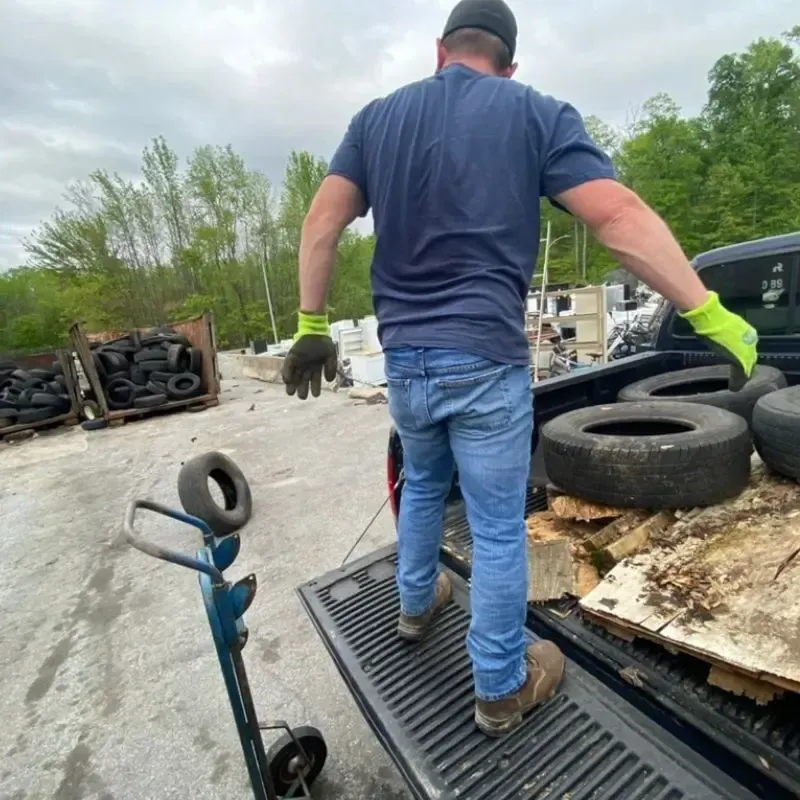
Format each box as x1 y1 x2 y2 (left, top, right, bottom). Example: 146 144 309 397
282 0 758 738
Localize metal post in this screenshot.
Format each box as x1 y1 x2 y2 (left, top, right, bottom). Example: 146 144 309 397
261 248 280 345
533 221 552 383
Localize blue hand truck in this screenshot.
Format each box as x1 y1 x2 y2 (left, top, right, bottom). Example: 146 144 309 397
123 498 327 799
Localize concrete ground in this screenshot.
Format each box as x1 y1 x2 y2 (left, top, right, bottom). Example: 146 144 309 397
0 380 410 800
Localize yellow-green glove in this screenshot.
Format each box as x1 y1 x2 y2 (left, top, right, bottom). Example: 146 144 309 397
281 311 338 400
679 291 758 384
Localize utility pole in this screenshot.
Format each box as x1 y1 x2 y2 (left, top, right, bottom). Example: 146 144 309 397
260 246 280 345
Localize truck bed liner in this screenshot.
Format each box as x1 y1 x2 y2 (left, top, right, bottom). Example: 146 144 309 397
440 490 800 799
298 546 760 800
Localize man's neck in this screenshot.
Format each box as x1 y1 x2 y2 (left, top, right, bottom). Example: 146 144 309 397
441 56 497 75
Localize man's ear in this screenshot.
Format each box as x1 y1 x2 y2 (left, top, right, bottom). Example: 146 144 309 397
502 62 518 79
435 38 447 72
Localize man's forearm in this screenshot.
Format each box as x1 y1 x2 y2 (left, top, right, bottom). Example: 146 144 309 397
298 216 341 315
592 198 708 312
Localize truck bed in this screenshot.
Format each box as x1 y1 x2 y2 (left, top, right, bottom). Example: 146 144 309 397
381 348 800 799
297 547 764 800
440 487 800 799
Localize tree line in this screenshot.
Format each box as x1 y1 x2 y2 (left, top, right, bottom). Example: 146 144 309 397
1 26 798 355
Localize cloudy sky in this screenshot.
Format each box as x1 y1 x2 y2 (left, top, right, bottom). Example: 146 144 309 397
1 0 796 268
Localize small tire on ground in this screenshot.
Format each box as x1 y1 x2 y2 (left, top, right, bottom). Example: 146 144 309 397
616 365 786 423
133 393 168 408
177 451 253 536
752 386 800 479
266 725 327 795
82 418 108 431
541 400 752 508
167 372 201 399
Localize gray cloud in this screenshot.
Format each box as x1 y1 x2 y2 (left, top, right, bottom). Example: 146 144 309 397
1 0 796 266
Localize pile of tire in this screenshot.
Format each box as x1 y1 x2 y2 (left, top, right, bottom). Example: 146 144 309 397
0 360 72 431
541 364 787 509
753 386 800 480
90 326 204 412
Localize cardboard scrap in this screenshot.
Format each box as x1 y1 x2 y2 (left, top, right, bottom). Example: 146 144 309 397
549 494 626 522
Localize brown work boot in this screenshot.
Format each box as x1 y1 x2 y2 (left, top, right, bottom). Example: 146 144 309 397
397 573 452 642
474 641 566 737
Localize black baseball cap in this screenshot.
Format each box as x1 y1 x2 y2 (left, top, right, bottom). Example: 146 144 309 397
442 0 518 60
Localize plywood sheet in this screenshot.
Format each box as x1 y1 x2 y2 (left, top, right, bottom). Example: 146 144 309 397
581 462 800 695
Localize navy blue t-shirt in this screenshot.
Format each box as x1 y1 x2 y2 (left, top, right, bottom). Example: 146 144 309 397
328 64 616 365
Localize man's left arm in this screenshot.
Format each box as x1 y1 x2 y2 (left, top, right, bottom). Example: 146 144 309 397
299 111 370 316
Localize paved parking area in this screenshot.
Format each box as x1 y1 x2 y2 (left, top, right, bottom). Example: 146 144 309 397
0 380 410 800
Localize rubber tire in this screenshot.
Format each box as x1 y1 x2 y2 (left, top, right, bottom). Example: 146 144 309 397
30 392 68 409
82 418 108 431
166 343 188 373
29 368 55 380
138 359 170 373
167 372 201 399
187 347 202 375
10 369 30 381
0 408 17 419
97 349 129 374
50 360 64 375
17 406 59 423
266 726 327 796
133 393 167 408
130 366 148 386
146 379 167 395
752 386 800 479
0 417 13 430
133 347 167 364
541 400 752 508
616 365 786 424
105 377 136 409
177 452 253 536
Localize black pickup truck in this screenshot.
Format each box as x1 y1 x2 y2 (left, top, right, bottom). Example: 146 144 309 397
299 231 800 800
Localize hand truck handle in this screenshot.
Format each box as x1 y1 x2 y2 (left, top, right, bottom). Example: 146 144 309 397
123 499 224 584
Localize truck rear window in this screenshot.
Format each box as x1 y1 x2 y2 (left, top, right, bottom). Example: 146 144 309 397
673 253 796 337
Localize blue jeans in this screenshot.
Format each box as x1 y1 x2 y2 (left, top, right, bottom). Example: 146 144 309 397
384 347 533 701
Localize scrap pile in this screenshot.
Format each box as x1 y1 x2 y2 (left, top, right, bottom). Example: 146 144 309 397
89 326 204 412
0 360 73 431
533 363 800 702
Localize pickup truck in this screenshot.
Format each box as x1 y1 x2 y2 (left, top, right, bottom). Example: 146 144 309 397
299 231 800 800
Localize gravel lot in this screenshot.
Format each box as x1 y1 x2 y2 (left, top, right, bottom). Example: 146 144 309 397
0 379 410 800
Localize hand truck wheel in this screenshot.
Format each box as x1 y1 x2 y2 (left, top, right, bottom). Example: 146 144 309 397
266 725 327 797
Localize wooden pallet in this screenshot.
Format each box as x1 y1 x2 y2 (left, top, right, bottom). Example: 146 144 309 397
580 462 800 704
1 412 79 441
106 395 219 426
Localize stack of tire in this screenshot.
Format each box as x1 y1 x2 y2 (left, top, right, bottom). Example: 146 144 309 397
542 364 788 509
90 326 204 413
0 360 73 431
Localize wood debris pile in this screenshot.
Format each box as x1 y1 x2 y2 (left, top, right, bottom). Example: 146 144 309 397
639 463 800 620
526 492 674 602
